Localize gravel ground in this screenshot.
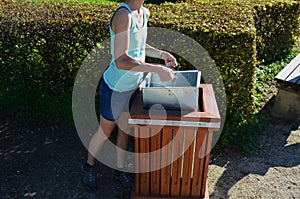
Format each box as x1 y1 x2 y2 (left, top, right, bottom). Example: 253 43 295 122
208 96 300 199
0 95 299 199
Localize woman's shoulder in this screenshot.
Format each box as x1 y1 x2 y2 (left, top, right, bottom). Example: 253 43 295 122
113 4 132 22
111 6 131 32
142 6 150 19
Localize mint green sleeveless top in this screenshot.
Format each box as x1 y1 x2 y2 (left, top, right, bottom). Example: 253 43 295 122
103 3 148 92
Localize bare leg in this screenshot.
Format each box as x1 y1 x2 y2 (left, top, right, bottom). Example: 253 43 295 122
116 112 131 168
87 115 116 166
116 127 130 168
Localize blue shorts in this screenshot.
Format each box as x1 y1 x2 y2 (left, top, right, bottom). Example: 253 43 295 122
100 80 139 122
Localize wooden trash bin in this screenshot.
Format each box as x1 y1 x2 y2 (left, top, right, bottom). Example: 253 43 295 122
128 84 221 199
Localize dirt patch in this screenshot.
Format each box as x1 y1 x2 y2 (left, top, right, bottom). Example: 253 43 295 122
0 112 131 199
0 95 299 199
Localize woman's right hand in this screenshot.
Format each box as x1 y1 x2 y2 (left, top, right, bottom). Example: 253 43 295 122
158 66 175 82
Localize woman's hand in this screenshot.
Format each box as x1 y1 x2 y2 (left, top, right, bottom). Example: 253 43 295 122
161 51 178 68
158 66 175 82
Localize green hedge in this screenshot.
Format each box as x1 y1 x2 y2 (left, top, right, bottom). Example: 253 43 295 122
148 1 258 149
193 0 300 64
0 1 113 121
253 0 300 63
0 0 299 150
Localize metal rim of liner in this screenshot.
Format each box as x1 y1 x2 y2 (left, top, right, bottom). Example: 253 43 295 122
128 118 221 128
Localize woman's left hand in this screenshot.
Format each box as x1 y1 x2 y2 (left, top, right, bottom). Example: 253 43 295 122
161 51 178 68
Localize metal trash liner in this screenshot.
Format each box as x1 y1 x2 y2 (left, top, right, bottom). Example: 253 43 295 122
140 70 201 111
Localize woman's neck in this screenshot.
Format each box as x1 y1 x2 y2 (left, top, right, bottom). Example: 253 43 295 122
125 0 143 12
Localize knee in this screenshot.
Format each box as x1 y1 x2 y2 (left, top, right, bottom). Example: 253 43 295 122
117 112 132 134
98 115 116 138
97 125 115 139
118 126 132 137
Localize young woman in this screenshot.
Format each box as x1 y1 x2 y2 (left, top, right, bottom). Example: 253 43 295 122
81 0 178 190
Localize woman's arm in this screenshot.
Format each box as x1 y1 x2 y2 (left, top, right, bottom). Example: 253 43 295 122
111 7 175 81
145 44 178 67
143 8 177 67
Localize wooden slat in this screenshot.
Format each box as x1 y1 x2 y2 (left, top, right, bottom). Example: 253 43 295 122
180 127 196 196
275 53 300 81
134 127 140 194
201 130 214 197
191 128 208 197
131 192 201 199
160 126 173 195
150 127 161 195
201 84 220 119
170 127 184 196
139 127 151 195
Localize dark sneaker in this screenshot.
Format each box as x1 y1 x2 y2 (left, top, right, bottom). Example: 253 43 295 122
81 161 98 191
114 170 133 189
